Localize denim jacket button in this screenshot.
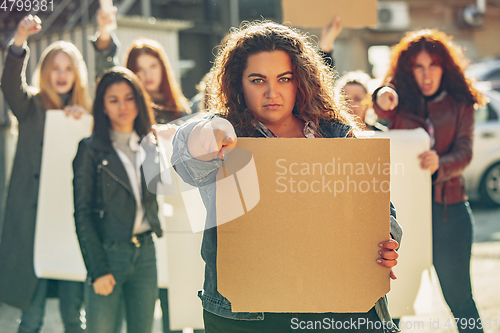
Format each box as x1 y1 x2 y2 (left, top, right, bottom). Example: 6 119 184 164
102 159 108 166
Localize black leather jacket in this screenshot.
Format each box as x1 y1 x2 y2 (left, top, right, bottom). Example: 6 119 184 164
73 133 163 282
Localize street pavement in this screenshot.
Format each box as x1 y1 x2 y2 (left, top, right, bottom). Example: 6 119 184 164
1 204 499 332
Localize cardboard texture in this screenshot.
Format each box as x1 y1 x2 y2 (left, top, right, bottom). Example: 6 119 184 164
362 129 433 317
282 0 377 28
216 138 391 313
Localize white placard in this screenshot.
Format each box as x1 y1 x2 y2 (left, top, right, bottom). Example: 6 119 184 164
34 111 169 288
358 128 433 317
157 131 205 330
34 111 92 281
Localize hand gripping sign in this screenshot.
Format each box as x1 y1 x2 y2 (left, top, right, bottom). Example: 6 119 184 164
142 119 392 314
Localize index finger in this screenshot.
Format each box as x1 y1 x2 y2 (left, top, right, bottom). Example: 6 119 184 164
378 239 399 249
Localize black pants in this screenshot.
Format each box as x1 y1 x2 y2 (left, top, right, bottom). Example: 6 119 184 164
203 308 384 333
160 288 171 333
432 201 483 333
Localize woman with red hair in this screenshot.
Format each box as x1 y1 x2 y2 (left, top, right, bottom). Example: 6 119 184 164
92 8 190 125
373 29 486 332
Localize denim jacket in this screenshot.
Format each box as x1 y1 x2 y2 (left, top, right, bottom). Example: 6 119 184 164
171 117 402 331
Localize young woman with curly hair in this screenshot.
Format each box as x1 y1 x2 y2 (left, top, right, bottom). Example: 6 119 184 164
171 21 402 333
205 21 361 137
373 29 485 332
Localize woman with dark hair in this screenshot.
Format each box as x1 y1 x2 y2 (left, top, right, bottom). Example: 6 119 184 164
171 21 402 332
73 66 163 333
92 11 190 331
373 29 486 332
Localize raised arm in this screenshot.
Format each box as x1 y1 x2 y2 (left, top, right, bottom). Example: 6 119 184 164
90 7 119 80
1 15 41 121
318 16 342 69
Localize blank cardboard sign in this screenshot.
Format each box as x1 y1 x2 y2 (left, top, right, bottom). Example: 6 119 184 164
282 0 377 28
217 138 391 313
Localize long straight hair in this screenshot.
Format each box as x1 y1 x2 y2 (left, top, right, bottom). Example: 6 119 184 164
32 41 91 111
125 38 189 117
93 67 156 143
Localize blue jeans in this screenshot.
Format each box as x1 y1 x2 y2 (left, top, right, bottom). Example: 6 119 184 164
18 279 84 333
159 288 171 333
85 235 158 333
432 201 483 333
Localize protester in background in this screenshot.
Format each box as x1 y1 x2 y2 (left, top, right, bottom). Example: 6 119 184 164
0 15 89 333
171 21 402 333
92 12 191 331
335 71 387 131
318 15 342 69
373 29 486 333
73 67 163 333
93 8 191 123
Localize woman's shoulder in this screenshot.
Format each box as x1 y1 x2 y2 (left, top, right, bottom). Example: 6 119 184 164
318 119 352 138
78 134 113 153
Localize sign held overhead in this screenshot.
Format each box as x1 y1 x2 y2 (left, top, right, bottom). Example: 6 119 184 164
282 0 378 29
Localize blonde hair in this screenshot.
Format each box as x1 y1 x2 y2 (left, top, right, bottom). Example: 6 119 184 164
32 41 91 111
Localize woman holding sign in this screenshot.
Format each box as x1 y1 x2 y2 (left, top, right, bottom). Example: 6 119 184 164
373 30 486 332
170 21 401 332
73 67 163 333
0 15 90 333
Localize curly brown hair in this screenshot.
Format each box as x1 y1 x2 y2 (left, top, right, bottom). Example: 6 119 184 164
205 20 361 136
384 29 486 116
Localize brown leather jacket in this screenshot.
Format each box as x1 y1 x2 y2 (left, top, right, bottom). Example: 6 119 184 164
373 87 474 205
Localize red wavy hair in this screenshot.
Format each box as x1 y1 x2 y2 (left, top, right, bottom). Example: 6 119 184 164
383 29 486 115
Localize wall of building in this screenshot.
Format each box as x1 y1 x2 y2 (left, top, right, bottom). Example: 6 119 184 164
310 0 500 77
